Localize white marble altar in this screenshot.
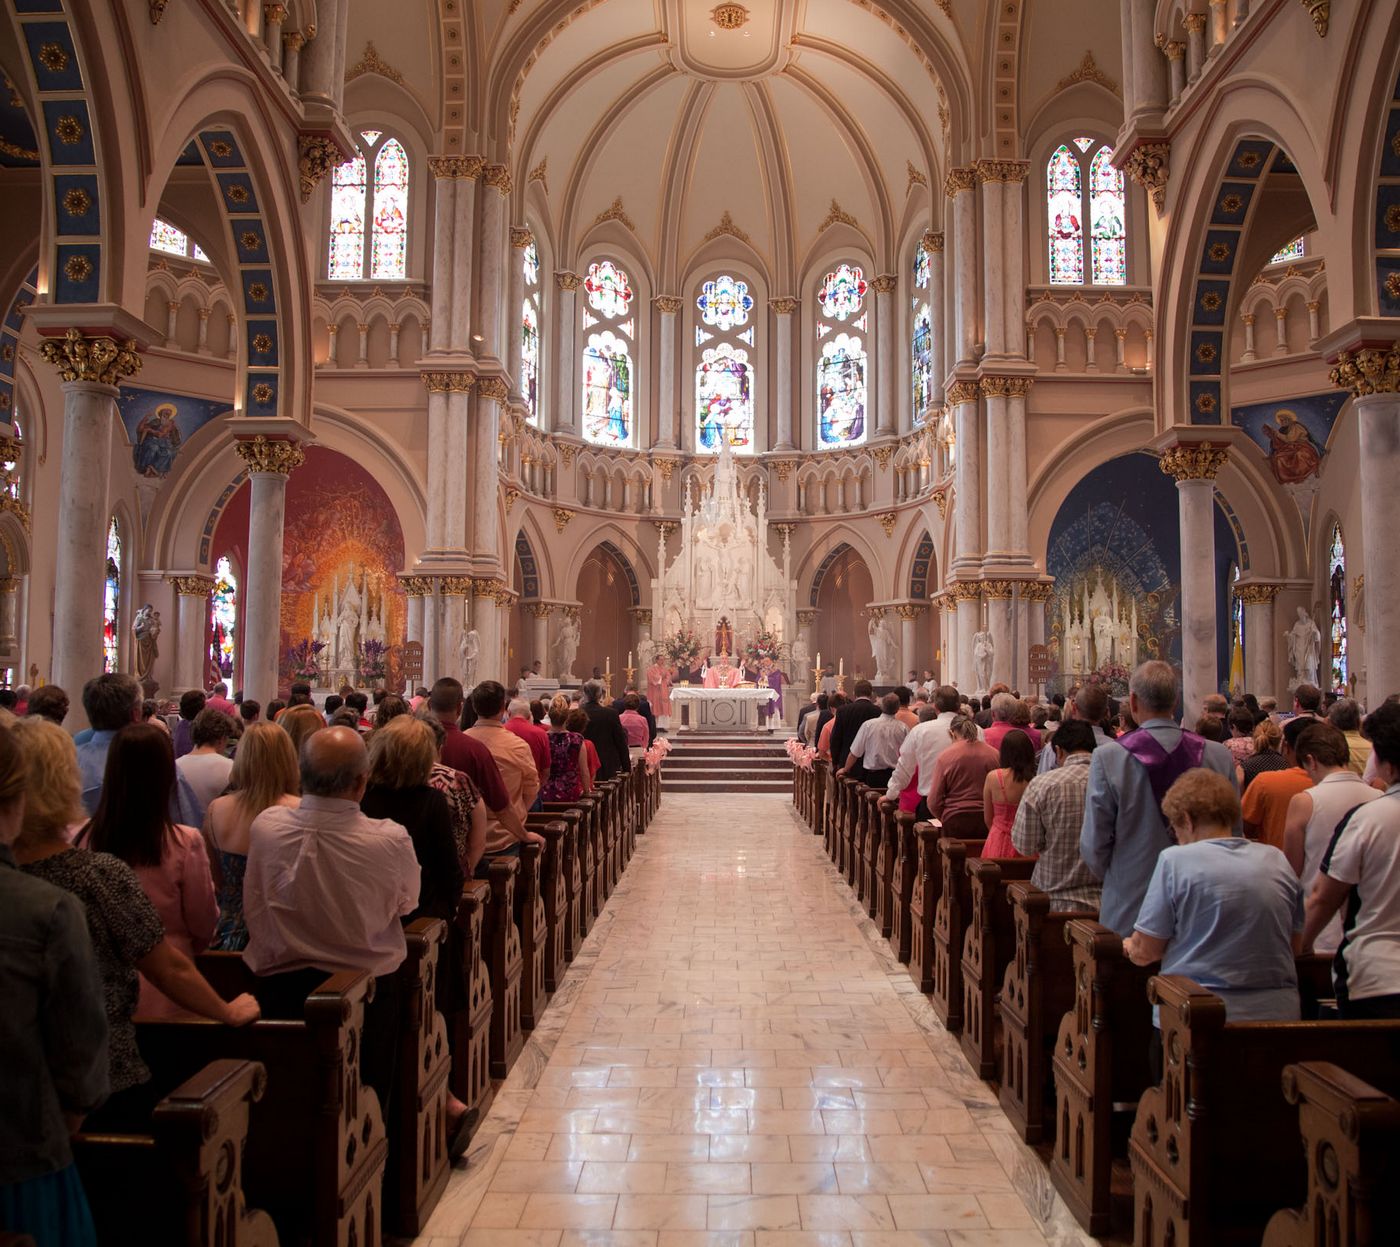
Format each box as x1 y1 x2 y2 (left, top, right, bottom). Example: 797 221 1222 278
670 685 778 733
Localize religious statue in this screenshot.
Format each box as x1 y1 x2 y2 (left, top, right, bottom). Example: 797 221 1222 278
459 628 480 689
133 603 161 681
703 652 742 688
554 614 580 682
334 584 360 676
695 544 719 608
973 628 995 692
1092 611 1116 670
791 633 810 673
1285 606 1322 688
868 614 899 683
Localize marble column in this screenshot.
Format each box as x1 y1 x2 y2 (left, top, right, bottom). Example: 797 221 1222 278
263 4 287 70
1006 378 1032 559
941 598 958 686
471 378 507 573
771 297 798 449
1118 0 1137 116
420 373 473 552
1160 443 1228 717
554 273 581 435
507 227 532 396
401 577 427 648
954 587 980 694
422 579 441 688
1237 583 1280 702
984 584 1013 688
923 233 945 413
1163 39 1186 105
196 307 211 355
795 608 817 692
998 164 1029 357
654 296 682 448
896 604 924 682
1207 0 1228 52
446 387 472 551
165 301 179 348
296 0 346 109
949 380 981 575
476 165 511 366
873 275 897 436
977 170 1006 358
472 579 502 685
451 158 483 350
0 577 16 658
37 332 143 717
946 169 978 366
1133 0 1170 113
235 435 306 709
981 379 1011 563
170 575 215 693
440 575 471 686
528 602 552 670
282 30 304 88
426 160 458 353
1184 12 1206 82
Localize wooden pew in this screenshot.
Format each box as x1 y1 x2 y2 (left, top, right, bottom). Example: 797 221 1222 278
959 855 1037 1079
75 1059 278 1247
136 971 387 1247
1262 1061 1400 1247
527 812 574 990
998 883 1094 1144
546 794 597 933
515 841 550 1032
872 797 898 938
1049 919 1157 1237
851 787 871 909
861 790 884 922
1129 976 1400 1247
889 810 918 964
908 821 942 994
840 776 860 885
485 857 524 1079
930 837 986 1033
450 880 494 1130
812 759 828 843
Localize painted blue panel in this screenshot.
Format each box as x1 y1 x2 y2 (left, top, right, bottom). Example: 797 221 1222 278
1377 259 1400 317
22 22 83 91
1231 391 1348 487
198 131 244 168
598 540 640 605
245 319 279 366
1375 185 1400 251
515 531 539 599
1190 380 1223 424
1199 230 1240 275
1382 108 1400 178
1226 140 1273 179
810 543 852 607
245 373 279 416
241 270 277 313
42 99 94 165
13 0 64 13
1209 181 1255 226
117 386 229 480
1271 149 1299 175
233 221 268 263
0 84 39 167
216 172 260 214
53 244 99 302
1190 331 1224 376
176 140 203 166
53 173 98 234
1192 280 1229 325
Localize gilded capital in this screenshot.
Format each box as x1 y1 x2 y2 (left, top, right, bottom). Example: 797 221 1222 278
921 230 944 254
1329 345 1400 397
483 163 513 194
1122 141 1170 213
871 274 897 295
652 295 684 314
944 167 977 197
476 375 510 402
235 435 305 475
949 581 983 603
946 379 980 405
552 506 575 533
980 375 1033 398
39 329 142 386
297 134 345 203
1158 443 1229 482
1234 582 1282 605
168 574 216 597
878 511 897 537
398 574 433 597
931 486 948 519
769 296 799 315
1183 12 1207 32
982 579 1016 600
630 607 653 626
895 604 925 621
555 271 582 291
796 609 819 626
974 159 1031 184
509 226 534 248
420 370 475 393
527 602 553 619
770 459 798 482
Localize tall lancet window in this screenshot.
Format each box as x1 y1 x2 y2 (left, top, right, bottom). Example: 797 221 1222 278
695 274 756 453
816 262 869 449
103 518 121 673
580 259 634 446
1048 136 1127 286
327 130 410 280
1329 523 1348 691
521 240 542 425
911 242 933 421
211 555 237 688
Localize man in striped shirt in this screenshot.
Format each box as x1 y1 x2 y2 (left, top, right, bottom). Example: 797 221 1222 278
1012 719 1101 912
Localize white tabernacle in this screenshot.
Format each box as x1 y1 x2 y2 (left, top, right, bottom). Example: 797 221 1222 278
669 686 778 733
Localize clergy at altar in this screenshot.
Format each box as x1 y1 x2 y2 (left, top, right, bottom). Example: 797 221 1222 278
703 653 742 688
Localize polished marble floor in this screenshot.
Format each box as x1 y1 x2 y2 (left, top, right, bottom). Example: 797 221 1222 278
410 793 1098 1247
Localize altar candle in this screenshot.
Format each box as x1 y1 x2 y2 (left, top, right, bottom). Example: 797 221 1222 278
627 650 633 668
816 651 822 670
839 658 844 676
606 656 612 673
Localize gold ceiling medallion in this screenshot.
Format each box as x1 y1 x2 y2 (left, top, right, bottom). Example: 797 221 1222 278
711 3 749 31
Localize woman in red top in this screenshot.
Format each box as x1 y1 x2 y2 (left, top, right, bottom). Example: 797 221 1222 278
927 715 1000 838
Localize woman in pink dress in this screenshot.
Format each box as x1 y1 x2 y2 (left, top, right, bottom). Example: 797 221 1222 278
981 728 1037 858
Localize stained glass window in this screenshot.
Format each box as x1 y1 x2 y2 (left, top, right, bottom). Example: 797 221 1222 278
584 261 633 318
1329 523 1348 691
1271 236 1305 264
913 243 930 291
103 518 121 674
582 330 632 446
1089 147 1126 285
695 344 754 452
818 264 868 321
149 218 209 263
2 412 20 501
696 275 753 330
1047 144 1084 284
911 243 933 420
327 130 411 281
521 240 541 425
211 555 237 686
818 334 867 448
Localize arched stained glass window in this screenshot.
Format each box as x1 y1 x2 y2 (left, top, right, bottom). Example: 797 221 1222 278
911 241 933 421
1270 236 1305 264
149 218 209 263
817 264 868 448
1329 523 1348 691
694 273 756 452
697 275 753 331
327 130 410 281
211 555 237 688
103 518 121 674
2 412 21 501
521 240 541 424
1047 137 1127 286
1089 147 1126 285
581 260 635 445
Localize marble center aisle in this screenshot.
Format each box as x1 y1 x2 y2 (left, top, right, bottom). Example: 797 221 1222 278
414 793 1096 1247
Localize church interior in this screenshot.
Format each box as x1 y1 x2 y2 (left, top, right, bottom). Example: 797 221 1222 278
2 0 1400 1245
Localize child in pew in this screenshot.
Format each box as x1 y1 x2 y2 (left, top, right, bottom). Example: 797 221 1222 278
1125 767 1304 1036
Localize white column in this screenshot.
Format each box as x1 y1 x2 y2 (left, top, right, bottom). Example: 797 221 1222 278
423 385 451 549
1207 0 1228 52
235 437 305 709
281 30 304 90
355 322 369 368
1239 585 1279 702
982 380 1011 562
1133 0 1170 112
263 4 287 69
427 162 457 353
873 275 897 436
171 577 214 693
978 171 1006 358
1119 0 1137 117
475 166 510 366
554 273 580 435
1164 40 1186 105
950 382 981 574
986 588 1012 688
196 307 211 355
403 582 425 647
440 576 470 686
472 581 502 685
999 165 1029 357
507 227 532 395
947 170 978 365
941 600 958 686
956 593 979 693
924 233 946 411
445 388 471 549
471 380 505 570
1184 12 1206 82
1162 444 1227 717
450 160 481 350
422 581 441 686
1352 390 1400 701
296 0 345 108
165 301 179 348
771 297 797 449
529 602 551 668
654 296 682 448
1273 306 1289 356
897 605 921 680
1006 380 1031 558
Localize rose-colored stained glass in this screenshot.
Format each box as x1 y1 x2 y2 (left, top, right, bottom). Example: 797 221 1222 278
913 243 929 289
369 138 408 280
818 263 867 321
211 555 236 686
523 239 540 285
1329 524 1347 690
1271 237 1305 263
1089 146 1126 285
328 151 367 279
911 302 933 418
1047 144 1083 284
584 261 633 319
695 343 753 452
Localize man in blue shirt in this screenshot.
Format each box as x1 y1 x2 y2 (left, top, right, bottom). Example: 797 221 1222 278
1080 660 1237 936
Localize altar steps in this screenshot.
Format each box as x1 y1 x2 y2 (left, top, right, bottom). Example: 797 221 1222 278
660 731 795 795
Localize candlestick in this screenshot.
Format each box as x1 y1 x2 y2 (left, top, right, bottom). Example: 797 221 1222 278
838 658 844 676
624 665 636 689
816 651 822 670
606 656 612 673
627 650 633 669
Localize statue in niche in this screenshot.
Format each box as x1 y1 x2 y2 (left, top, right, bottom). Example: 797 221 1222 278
554 614 580 682
791 633 810 673
868 614 899 683
1092 611 1116 670
133 604 161 681
973 628 995 692
459 628 480 690
1285 606 1322 688
334 580 360 674
695 543 719 608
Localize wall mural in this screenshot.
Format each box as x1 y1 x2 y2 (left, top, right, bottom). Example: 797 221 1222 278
117 387 228 478
212 446 406 685
1231 390 1347 486
1046 451 1239 692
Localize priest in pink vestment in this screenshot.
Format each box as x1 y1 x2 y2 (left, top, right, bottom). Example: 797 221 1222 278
646 660 673 718
703 652 742 688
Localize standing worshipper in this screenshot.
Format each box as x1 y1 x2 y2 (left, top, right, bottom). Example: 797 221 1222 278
579 679 631 780
756 657 785 733
927 714 1000 836
829 680 881 772
839 693 907 789
1011 719 1102 912
982 728 1036 857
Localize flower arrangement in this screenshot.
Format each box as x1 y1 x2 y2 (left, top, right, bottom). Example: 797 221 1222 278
643 735 673 775
742 628 783 669
661 627 704 668
288 637 327 682
1092 661 1132 695
359 638 388 682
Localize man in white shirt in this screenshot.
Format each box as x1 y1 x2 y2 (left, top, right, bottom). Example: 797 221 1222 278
841 694 908 789
885 685 966 816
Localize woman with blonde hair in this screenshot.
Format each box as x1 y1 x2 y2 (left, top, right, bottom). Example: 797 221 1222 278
1239 715 1289 791
204 723 300 951
277 702 325 759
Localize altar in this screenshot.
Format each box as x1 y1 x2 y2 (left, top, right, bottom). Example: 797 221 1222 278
670 686 778 733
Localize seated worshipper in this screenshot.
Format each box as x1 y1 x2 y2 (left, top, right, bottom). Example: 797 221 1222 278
175 707 236 818
839 693 908 789
885 685 969 818
416 712 488 876
1240 715 1290 790
328 708 361 731
1283 722 1381 955
1300 702 1400 1017
79 723 220 1019
278 702 327 760
927 714 1000 837
345 691 371 731
0 727 110 1247
796 691 820 741
372 693 410 731
505 697 552 789
1126 768 1302 1025
204 723 300 952
205 682 236 718
1224 707 1257 766
15 720 257 1126
27 683 70 726
1011 719 1102 912
141 699 171 737
619 693 650 752
543 700 592 801
566 707 602 783
238 699 260 727
429 678 526 839
465 681 547 871
580 679 631 780
264 698 286 722
172 688 205 760
982 728 1036 857
1326 697 1372 776
1194 714 1226 744
243 727 418 1113
1241 716 1314 850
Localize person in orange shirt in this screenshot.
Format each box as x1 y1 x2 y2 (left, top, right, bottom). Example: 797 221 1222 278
462 681 544 873
1240 716 1314 850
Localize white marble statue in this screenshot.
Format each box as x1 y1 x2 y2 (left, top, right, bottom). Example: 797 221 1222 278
554 614 580 682
459 628 480 689
334 584 360 675
637 634 657 674
791 633 810 673
133 604 161 681
1285 606 1322 688
1092 611 1115 670
973 628 995 693
868 614 899 683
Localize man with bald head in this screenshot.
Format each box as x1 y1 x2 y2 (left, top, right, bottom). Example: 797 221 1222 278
1038 682 1114 775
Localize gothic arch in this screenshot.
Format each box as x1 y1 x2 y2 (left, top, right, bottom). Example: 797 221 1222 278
560 520 653 606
